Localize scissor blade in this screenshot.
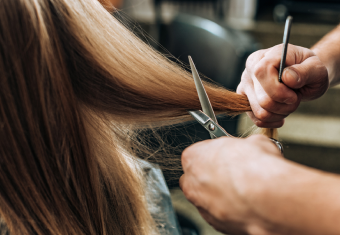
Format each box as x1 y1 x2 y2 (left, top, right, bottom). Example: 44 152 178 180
188 56 218 124
188 110 283 153
188 110 231 138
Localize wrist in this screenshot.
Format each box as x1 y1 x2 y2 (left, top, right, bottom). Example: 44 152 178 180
236 155 292 234
312 48 334 86
247 159 340 235
242 157 315 234
311 24 340 87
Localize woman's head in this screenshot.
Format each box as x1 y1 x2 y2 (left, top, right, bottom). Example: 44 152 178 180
0 0 250 234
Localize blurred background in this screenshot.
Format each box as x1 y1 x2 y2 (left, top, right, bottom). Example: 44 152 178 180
113 0 340 234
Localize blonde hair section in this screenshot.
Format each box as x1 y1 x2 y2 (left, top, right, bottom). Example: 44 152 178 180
0 0 276 234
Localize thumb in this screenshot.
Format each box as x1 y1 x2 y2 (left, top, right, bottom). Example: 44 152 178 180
282 56 328 90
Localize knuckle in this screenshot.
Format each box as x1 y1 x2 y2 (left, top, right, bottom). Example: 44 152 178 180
267 44 283 55
287 103 299 114
240 70 249 83
299 45 315 57
181 147 193 167
276 120 285 128
182 183 192 200
314 60 328 80
236 84 243 94
246 49 266 68
307 48 316 57
292 45 315 63
183 187 198 205
179 175 185 191
246 57 254 70
257 95 275 111
241 69 248 79
246 52 257 66
319 64 328 79
239 71 252 88
256 120 284 128
253 61 268 80
250 134 267 141
274 44 284 50
248 134 267 143
254 109 272 122
269 91 285 103
254 121 267 128
214 208 230 222
182 140 213 169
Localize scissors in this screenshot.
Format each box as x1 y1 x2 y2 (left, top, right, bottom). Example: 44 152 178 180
187 56 284 154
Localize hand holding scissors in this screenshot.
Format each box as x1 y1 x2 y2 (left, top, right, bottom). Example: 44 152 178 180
187 56 284 153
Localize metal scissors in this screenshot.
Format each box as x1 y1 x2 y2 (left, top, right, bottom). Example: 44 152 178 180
187 56 284 154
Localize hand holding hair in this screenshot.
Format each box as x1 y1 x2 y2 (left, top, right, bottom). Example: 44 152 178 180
237 44 329 128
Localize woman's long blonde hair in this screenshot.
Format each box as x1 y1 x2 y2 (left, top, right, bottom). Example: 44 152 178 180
0 0 254 234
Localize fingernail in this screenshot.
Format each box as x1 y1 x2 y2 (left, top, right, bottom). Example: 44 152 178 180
284 68 299 83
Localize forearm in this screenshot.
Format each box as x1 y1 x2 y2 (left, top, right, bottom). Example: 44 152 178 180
312 24 340 86
249 160 340 235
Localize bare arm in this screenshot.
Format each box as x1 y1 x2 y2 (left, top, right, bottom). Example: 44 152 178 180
251 156 340 235
312 24 340 86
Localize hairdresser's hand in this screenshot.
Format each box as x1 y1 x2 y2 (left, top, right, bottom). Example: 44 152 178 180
180 135 340 235
237 44 328 128
180 135 284 234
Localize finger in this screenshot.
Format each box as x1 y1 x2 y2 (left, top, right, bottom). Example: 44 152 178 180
247 134 282 156
246 111 285 128
238 79 285 127
242 75 286 126
181 144 197 173
236 69 252 96
253 78 301 115
178 174 194 202
239 71 290 117
253 53 298 104
181 139 214 173
283 56 328 88
260 44 314 68
179 174 202 208
249 44 314 104
246 49 267 71
282 57 329 100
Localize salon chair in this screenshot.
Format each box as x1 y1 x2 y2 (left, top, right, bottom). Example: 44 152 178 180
160 13 258 89
151 0 226 47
